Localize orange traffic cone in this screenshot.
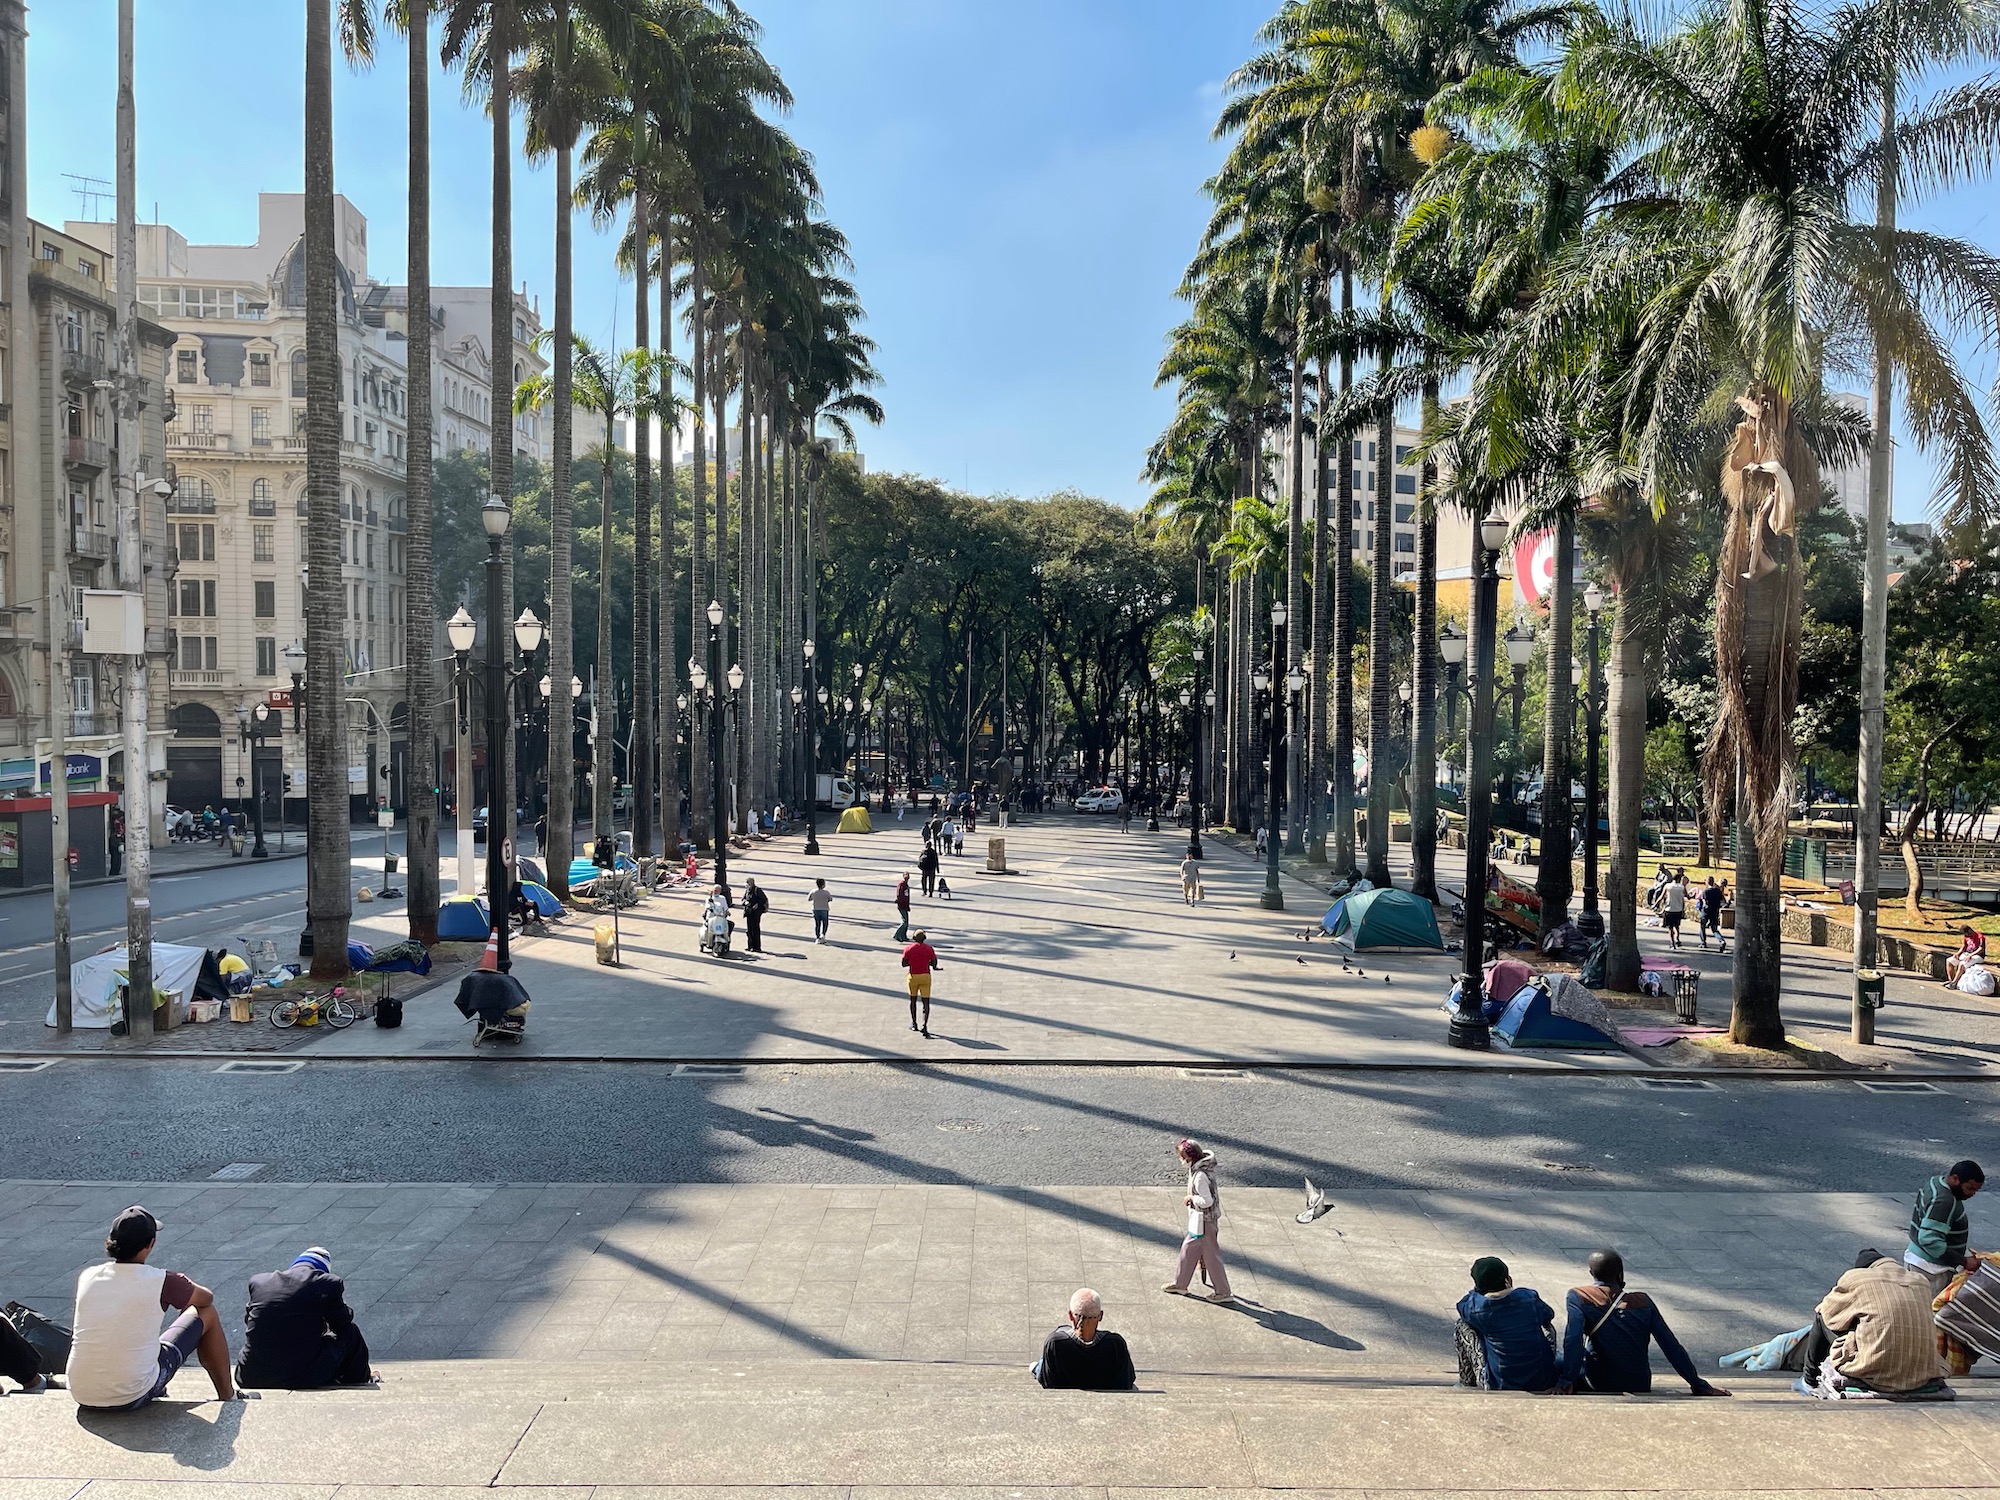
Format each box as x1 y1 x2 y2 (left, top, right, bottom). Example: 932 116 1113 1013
478 929 501 972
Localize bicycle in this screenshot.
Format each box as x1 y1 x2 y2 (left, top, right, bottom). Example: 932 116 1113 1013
270 986 358 1029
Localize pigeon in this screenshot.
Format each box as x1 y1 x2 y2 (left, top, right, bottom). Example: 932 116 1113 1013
1229 951 1237 960
1296 1177 1333 1224
1297 956 1306 965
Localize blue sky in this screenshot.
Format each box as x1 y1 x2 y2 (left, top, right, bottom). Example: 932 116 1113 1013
25 1 1994 518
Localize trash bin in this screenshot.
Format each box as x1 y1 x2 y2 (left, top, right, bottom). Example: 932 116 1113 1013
1672 969 1700 1024
385 854 400 874
229 830 245 857
594 920 617 966
1856 969 1887 1012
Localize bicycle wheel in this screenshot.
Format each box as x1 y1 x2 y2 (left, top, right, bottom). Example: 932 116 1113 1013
270 998 301 1028
323 994 357 1029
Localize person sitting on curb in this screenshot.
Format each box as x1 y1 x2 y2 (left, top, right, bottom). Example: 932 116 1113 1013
0 1306 49 1393
1947 928 1988 989
1032 1288 1136 1391
1800 1248 1951 1398
236 1246 376 1390
67 1206 236 1410
1455 1256 1556 1391
1557 1249 1730 1396
1907 1160 1983 1295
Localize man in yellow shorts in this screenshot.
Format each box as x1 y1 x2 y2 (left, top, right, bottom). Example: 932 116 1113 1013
902 929 940 1038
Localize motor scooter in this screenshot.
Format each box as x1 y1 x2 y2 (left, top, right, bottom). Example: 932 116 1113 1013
698 904 732 958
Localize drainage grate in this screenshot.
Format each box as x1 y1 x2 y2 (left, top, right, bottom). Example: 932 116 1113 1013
1857 1080 1943 1094
214 1059 303 1075
673 1063 745 1078
1637 1078 1717 1091
1180 1068 1246 1080
0 1059 58 1074
207 1163 266 1181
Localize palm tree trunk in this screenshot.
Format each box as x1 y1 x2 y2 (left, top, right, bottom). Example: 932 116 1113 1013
1364 348 1394 888
689 255 709 846
1410 379 1440 902
304 0 352 976
631 183 653 856
657 227 680 854
713 313 731 833
1332 259 1357 876
1536 506 1576 934
545 134 575 897
1307 342 1331 863
403 0 440 938
488 0 515 857
1284 325 1305 853
1605 580 1645 991
594 429 614 843
735 348 752 833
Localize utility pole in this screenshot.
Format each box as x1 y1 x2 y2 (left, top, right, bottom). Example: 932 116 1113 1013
115 0 154 1028
50 572 72 1033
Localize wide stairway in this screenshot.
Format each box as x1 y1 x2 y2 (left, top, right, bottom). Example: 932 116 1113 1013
7 1355 1999 1494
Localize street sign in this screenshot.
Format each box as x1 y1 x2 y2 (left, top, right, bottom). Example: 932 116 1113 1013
267 689 293 709
67 847 80 869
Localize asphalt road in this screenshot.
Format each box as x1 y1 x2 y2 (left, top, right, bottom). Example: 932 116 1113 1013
0 1059 1984 1192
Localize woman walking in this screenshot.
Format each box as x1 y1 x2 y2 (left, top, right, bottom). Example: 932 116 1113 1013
1162 1138 1233 1305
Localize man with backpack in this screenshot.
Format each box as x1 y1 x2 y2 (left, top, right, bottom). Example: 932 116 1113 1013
1556 1249 1731 1395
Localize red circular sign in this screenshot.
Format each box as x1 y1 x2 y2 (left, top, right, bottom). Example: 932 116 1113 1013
67 848 80 868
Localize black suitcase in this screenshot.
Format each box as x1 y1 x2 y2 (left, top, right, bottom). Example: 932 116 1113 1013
4 1301 71 1374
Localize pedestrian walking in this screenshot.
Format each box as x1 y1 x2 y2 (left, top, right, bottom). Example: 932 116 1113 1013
1697 877 1725 949
1161 1139 1233 1304
809 878 832 944
918 843 940 897
742 878 769 954
953 825 965 857
1120 802 1133 833
902 929 940 1037
1659 870 1688 949
1179 853 1203 905
894 872 912 942
942 816 958 855
1254 825 1268 856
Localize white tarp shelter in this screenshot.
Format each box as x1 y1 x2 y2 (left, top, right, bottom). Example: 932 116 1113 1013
46 943 208 1029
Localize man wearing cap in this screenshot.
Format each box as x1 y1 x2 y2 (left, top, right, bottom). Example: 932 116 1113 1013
67 1206 235 1409
1455 1256 1558 1391
235 1246 374 1389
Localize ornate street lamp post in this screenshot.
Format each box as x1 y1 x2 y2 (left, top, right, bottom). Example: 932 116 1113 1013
1185 646 1207 860
1501 622 1535 825
1439 622 1466 735
1259 600 1293 911
1579 581 1606 938
695 599 740 894
446 606 478 895
802 639 820 856
235 702 273 858
479 496 517 971
1146 661 1163 831
1447 514 1510 1051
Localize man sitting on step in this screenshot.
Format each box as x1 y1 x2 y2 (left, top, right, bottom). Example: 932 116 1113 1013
235 1246 376 1390
1031 1288 1136 1391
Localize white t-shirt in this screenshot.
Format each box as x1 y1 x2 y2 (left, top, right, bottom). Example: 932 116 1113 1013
68 1262 192 1407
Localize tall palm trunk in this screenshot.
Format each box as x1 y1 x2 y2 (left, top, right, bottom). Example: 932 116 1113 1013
1410 379 1441 902
404 0 440 938
1536 506 1577 934
688 254 709 845
594 426 615 842
1605 575 1645 991
657 227 680 852
1364 330 1394 887
303 0 351 976
630 184 653 855
488 0 515 853
1331 259 1357 876
546 131 576 897
713 309 731 833
734 345 752 833
1307 338 1331 864
1284 323 1305 853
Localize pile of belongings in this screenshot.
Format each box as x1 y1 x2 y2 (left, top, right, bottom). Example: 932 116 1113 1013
1935 1253 2000 1376
1540 921 1593 963
1955 964 1997 997
365 939 433 976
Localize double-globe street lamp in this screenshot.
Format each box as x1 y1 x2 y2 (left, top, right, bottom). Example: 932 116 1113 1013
1577 580 1606 938
477 496 544 973
693 599 742 896
1183 644 1207 861
538 672 583 852
234 702 274 859
1257 601 1301 912
1447 514 1512 1051
801 637 821 857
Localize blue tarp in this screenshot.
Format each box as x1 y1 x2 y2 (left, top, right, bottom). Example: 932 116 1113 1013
438 896 490 941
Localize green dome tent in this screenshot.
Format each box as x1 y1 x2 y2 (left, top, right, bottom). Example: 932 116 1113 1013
1322 887 1444 950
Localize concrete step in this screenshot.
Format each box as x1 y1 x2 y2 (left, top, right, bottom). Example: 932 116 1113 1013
8 1355 2000 1494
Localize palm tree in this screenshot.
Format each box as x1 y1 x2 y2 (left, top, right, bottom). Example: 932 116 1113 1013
1528 0 2000 1043
304 0 353 975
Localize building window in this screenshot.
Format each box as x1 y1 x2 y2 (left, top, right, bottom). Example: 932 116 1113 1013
365 533 374 568
190 405 213 435
291 350 308 396
256 638 277 678
1363 531 1373 550
250 478 275 516
178 636 218 671
176 349 197 384
254 580 276 617
251 407 271 444
1395 474 1415 495
253 525 274 562
248 351 272 387
366 586 376 621
1395 503 1414 524
1395 533 1415 553
1395 444 1412 464
175 523 216 562
292 407 308 436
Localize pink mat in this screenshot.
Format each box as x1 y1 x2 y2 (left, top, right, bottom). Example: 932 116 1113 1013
1621 1024 1728 1047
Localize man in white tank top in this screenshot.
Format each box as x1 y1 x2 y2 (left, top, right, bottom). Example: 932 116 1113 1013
67 1206 235 1409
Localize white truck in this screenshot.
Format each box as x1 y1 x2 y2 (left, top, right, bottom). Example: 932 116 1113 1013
815 773 858 810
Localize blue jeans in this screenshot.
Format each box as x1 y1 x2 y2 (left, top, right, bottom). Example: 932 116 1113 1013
813 911 829 939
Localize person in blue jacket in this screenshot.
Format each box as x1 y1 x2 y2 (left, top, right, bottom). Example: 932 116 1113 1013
1455 1256 1557 1391
1556 1249 1731 1396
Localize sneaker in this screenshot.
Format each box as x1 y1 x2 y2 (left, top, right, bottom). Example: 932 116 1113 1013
1160 1283 1184 1295
1206 1292 1237 1306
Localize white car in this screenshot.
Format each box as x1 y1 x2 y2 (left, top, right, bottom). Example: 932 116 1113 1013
1075 787 1125 813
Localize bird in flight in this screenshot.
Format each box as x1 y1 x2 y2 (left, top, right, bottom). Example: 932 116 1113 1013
1296 1177 1333 1224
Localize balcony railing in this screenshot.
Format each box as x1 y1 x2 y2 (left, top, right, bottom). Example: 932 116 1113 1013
72 527 113 560
169 668 225 688
167 430 229 451
282 436 308 452
64 436 110 472
60 347 108 387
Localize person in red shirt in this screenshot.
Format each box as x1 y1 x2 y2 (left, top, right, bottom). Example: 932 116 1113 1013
894 872 912 942
902 930 940 1037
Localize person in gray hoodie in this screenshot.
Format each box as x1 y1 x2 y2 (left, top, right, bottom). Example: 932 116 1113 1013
1161 1138 1234 1304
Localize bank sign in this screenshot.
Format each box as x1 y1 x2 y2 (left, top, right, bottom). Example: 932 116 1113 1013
39 754 103 788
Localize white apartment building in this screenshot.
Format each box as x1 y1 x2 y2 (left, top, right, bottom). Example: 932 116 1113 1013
1277 425 1476 582
63 193 548 820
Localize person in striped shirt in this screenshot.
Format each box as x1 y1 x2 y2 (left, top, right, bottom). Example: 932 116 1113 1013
1907 1161 1984 1295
